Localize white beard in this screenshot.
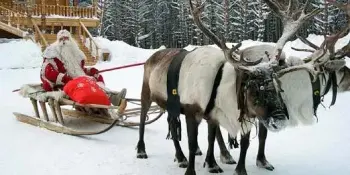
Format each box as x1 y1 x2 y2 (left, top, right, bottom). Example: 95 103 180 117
57 40 87 78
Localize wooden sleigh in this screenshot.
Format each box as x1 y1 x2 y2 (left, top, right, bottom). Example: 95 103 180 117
14 84 165 135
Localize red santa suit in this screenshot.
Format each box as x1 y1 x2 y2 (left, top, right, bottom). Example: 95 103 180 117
40 33 104 91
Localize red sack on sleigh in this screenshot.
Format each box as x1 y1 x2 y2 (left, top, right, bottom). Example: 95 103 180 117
63 76 111 105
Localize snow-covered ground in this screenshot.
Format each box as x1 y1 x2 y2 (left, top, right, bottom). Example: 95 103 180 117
1 35 350 175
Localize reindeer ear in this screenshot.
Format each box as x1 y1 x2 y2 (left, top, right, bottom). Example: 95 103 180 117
324 60 346 71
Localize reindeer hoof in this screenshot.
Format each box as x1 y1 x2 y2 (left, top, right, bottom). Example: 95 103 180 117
208 165 223 173
136 152 148 159
195 147 202 156
185 168 196 175
174 157 188 168
256 159 274 171
178 161 188 168
203 160 223 173
233 169 247 175
220 152 236 164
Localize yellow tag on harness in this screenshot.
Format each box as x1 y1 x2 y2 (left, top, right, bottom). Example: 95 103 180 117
314 90 320 95
172 89 177 95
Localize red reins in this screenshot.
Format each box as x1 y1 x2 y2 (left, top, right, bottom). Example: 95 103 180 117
97 62 145 73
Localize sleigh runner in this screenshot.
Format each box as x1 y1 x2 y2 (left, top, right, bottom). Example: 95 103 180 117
14 83 164 135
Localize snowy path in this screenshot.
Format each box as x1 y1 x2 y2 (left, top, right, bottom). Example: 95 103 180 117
1 67 350 175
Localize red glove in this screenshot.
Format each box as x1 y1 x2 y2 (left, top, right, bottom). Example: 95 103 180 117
62 74 72 84
89 67 99 75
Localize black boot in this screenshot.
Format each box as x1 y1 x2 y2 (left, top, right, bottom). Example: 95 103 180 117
110 88 127 106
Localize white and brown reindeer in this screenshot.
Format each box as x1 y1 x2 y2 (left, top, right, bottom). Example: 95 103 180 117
133 0 340 174
209 0 350 173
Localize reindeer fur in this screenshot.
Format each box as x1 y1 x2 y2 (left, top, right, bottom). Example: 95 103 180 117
279 70 315 126
335 66 350 92
147 46 255 137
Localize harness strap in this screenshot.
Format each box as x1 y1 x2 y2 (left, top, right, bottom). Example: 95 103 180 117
320 72 338 107
204 63 225 118
236 70 248 122
323 73 332 96
166 49 190 141
310 71 338 116
236 70 246 111
310 73 321 116
329 72 338 107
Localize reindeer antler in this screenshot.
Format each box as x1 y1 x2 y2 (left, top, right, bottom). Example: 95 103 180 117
277 47 327 82
276 1 350 81
188 0 263 67
262 0 335 81
263 0 322 61
293 1 350 61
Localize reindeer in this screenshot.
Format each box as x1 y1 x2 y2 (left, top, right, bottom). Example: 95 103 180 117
210 0 350 173
134 0 340 174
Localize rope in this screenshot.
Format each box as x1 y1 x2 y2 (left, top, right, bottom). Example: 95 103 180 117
97 62 145 73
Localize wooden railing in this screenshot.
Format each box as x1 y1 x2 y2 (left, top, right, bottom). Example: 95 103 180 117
0 5 26 36
0 2 98 19
78 20 101 61
33 5 98 18
31 18 48 48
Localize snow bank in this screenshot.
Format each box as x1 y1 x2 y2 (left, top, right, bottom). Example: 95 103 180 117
0 39 42 69
93 37 166 66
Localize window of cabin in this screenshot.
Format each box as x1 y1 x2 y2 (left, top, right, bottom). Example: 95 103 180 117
14 0 26 4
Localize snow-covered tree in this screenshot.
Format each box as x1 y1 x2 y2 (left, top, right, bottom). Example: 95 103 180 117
100 0 118 39
230 0 256 42
96 0 349 48
250 0 270 41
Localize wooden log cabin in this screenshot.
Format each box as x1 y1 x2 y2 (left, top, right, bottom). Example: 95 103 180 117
0 0 108 65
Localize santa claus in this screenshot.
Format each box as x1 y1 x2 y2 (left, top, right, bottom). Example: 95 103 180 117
40 29 126 106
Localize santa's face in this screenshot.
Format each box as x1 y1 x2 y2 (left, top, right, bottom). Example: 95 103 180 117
58 36 73 47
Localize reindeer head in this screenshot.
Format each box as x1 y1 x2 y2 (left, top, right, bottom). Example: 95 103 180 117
237 64 288 131
188 0 337 132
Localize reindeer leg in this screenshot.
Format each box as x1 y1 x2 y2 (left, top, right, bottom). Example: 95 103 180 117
256 122 274 171
234 131 251 175
184 113 199 175
195 121 203 156
136 82 152 159
195 144 203 156
173 140 188 168
216 125 236 164
204 120 223 173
